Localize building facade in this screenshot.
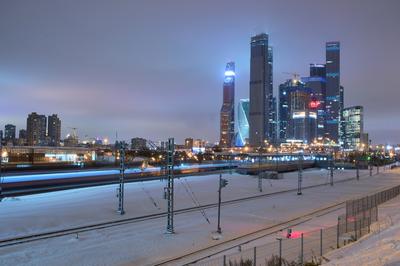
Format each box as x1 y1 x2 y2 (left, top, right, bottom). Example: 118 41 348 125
325 41 341 143
219 62 235 147
184 138 194 150
48 114 61 146
303 64 327 141
278 80 291 141
4 124 16 143
27 112 47 146
236 99 249 147
249 33 274 147
131 137 147 151
342 106 364 150
279 79 317 144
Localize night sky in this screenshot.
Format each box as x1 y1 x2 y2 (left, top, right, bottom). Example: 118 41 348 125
1 0 399 144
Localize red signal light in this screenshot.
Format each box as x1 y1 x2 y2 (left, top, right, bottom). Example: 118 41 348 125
309 100 321 109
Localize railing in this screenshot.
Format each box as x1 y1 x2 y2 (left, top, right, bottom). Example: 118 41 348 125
193 184 400 266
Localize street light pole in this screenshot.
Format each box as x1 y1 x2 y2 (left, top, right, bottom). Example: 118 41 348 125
356 152 360 181
217 174 222 234
258 145 262 192
217 174 228 234
330 151 334 186
117 141 127 215
297 152 303 195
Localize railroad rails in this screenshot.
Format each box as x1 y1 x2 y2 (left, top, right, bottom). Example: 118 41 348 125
0 173 364 249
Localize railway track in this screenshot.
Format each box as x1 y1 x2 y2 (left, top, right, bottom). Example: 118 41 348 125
0 168 231 198
0 172 369 249
156 202 346 266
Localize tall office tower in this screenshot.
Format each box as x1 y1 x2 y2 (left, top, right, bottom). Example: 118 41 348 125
219 62 235 148
4 124 16 142
325 41 341 143
27 112 47 146
270 96 277 143
339 85 345 145
48 114 61 146
303 64 327 141
287 84 317 144
0 130 3 142
279 79 317 144
236 99 250 147
249 33 273 147
310 63 326 78
342 106 363 150
278 81 290 141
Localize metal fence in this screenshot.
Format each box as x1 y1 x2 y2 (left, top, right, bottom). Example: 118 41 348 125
193 185 400 266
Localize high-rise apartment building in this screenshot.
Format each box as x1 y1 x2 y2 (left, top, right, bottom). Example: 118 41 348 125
219 62 235 148
249 33 273 147
27 112 47 146
4 124 16 142
48 114 61 146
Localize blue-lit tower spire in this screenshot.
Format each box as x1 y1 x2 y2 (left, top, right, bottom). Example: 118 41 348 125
219 62 235 148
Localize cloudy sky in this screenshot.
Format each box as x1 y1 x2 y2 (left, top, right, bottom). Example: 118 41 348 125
1 0 399 144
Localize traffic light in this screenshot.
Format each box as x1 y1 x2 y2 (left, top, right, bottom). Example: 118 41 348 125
220 178 228 188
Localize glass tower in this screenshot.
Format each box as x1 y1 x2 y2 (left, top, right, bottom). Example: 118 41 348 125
325 41 341 143
342 106 363 150
236 99 249 147
249 33 273 147
219 62 235 147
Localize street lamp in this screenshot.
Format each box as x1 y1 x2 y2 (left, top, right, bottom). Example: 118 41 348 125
217 174 228 234
297 151 303 195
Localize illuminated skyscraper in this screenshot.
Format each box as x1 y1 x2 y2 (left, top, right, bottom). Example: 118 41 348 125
236 99 249 147
325 41 341 143
342 106 363 150
279 79 317 144
219 62 235 148
249 33 273 147
303 63 327 140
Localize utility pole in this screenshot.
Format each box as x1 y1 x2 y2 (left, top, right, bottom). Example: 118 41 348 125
258 146 262 192
166 138 175 234
217 174 228 234
356 154 360 181
330 151 334 186
117 141 127 215
297 152 303 195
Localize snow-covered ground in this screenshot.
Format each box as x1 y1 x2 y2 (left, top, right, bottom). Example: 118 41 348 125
324 194 400 266
0 167 399 266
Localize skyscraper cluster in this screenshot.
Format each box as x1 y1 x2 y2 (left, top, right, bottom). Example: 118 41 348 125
219 34 366 150
1 113 61 147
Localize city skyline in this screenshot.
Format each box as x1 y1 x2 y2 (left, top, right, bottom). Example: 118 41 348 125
1 0 399 144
